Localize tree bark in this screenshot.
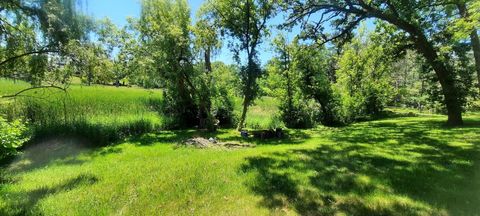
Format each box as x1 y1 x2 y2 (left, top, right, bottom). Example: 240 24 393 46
237 97 249 130
204 46 212 73
413 34 463 125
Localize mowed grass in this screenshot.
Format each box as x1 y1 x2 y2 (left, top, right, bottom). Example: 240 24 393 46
1 112 479 215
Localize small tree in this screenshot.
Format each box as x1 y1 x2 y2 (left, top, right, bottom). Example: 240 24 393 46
205 0 276 130
268 35 317 128
294 43 341 126
140 0 217 129
335 29 394 120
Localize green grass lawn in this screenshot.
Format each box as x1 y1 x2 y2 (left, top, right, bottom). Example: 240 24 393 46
1 112 479 215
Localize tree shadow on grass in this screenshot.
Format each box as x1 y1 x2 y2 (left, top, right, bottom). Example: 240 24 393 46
220 129 311 146
241 118 480 215
6 137 123 173
0 174 98 216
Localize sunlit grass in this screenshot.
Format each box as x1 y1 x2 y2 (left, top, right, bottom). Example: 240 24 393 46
234 96 283 129
1 79 282 143
1 112 479 215
0 79 163 144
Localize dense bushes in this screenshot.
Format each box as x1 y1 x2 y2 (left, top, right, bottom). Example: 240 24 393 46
0 116 30 160
279 97 319 128
333 29 394 122
264 30 399 128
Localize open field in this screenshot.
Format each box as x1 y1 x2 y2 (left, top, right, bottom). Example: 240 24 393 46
1 111 479 215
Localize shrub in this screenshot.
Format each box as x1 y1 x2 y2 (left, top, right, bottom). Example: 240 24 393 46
466 100 480 112
0 116 30 159
212 88 236 127
280 98 318 129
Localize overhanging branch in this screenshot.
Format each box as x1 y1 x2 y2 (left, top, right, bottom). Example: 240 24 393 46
0 49 59 67
0 85 67 99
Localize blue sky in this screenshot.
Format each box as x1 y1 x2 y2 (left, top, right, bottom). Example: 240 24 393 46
85 0 300 65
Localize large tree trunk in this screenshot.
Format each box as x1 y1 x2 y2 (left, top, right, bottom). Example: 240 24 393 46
414 34 463 126
237 97 249 130
356 3 465 125
204 46 212 73
197 46 213 130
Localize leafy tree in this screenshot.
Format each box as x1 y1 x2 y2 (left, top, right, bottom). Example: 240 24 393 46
284 0 469 125
452 0 480 91
60 40 111 85
390 51 428 109
294 42 341 126
0 0 93 86
139 0 215 129
205 0 276 130
191 8 224 129
267 35 317 128
96 18 137 86
335 29 394 120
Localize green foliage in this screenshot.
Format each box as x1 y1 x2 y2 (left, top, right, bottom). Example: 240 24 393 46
448 1 480 41
293 42 342 126
390 51 427 109
265 35 319 128
335 29 394 121
205 0 277 129
0 117 30 159
284 0 472 125
0 0 94 86
139 0 201 128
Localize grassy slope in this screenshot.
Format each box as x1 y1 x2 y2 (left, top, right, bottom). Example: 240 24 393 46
1 112 479 215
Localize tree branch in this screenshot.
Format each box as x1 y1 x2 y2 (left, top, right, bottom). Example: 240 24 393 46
0 85 67 99
0 49 59 67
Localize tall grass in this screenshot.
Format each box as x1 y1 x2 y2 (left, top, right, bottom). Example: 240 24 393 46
1 79 284 145
0 79 163 145
234 97 284 129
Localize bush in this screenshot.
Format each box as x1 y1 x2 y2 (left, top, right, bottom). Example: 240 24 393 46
212 88 236 127
466 100 480 112
0 116 30 159
280 98 318 129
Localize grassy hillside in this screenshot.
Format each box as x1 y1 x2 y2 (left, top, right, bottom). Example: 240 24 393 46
1 113 479 215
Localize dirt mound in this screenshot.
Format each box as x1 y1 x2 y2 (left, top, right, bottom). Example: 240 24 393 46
179 137 254 149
